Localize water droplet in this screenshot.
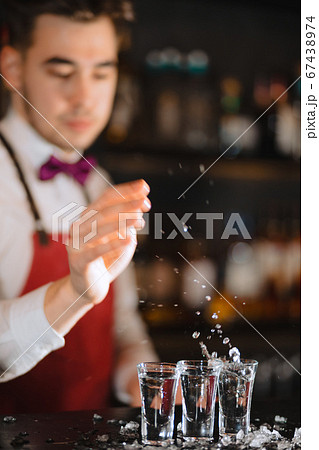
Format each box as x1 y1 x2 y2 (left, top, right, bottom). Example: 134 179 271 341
157 279 162 282
212 351 218 358
183 224 188 232
161 229 165 234
199 341 210 359
206 335 212 340
173 268 179 274
201 284 206 289
205 295 211 301
158 304 163 308
173 303 178 307
229 347 241 363
192 331 200 339
193 279 199 284
210 328 215 333
195 311 201 316
217 330 223 335
234 296 238 299
223 337 230 345
199 164 205 173
179 162 182 169
243 302 246 305
212 313 218 319
215 323 221 329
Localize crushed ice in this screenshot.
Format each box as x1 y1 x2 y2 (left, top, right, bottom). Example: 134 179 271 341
96 434 109 443
292 427 301 446
275 415 288 424
93 424 301 448
219 424 302 449
120 421 140 434
92 413 103 422
3 416 16 423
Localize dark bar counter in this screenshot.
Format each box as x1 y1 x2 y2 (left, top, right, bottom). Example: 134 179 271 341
0 398 300 449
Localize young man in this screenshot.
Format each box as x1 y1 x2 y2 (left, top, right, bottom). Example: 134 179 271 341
0 0 158 413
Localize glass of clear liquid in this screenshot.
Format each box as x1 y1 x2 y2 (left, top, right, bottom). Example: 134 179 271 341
218 359 258 437
177 359 222 442
137 362 179 446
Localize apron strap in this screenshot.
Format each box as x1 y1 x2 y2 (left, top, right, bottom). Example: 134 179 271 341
0 131 48 245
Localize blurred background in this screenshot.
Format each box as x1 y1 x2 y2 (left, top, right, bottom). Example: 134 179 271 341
93 0 301 405
0 0 301 407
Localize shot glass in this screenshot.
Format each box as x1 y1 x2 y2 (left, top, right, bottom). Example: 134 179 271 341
218 359 258 437
177 359 223 442
137 362 179 446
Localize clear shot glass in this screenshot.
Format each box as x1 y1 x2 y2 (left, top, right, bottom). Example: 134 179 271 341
137 362 179 446
218 359 258 437
177 359 223 442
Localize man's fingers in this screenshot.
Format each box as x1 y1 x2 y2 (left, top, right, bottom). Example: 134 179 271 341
80 215 145 246
73 207 146 243
83 233 136 264
92 179 150 210
96 197 151 224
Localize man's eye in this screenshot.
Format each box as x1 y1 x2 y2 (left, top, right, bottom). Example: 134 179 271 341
53 72 73 79
48 69 73 79
94 73 110 80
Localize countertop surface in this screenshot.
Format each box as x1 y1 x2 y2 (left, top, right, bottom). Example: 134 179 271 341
0 399 300 449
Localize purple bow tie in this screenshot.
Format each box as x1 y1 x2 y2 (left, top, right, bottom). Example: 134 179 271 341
39 155 97 185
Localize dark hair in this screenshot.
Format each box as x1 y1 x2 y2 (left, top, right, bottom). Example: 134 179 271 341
1 0 134 51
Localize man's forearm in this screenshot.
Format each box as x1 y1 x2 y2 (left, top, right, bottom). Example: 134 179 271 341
44 276 95 336
0 285 65 382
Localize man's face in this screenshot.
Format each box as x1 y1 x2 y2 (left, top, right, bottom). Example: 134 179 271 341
13 14 119 152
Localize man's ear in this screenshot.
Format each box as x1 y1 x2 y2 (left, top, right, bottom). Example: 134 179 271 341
0 46 23 91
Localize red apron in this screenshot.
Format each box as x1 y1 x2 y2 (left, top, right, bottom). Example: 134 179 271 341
0 232 114 414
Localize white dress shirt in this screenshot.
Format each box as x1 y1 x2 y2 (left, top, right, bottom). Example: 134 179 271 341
0 107 157 403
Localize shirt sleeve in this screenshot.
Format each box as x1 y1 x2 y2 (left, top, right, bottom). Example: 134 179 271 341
112 264 159 404
0 283 65 382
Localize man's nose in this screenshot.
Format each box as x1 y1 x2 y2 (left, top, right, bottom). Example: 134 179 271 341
67 74 94 109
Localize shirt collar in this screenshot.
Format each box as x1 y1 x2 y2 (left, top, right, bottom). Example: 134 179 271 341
0 107 82 170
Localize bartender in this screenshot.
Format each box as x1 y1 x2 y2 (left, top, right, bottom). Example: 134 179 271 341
0 0 158 413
